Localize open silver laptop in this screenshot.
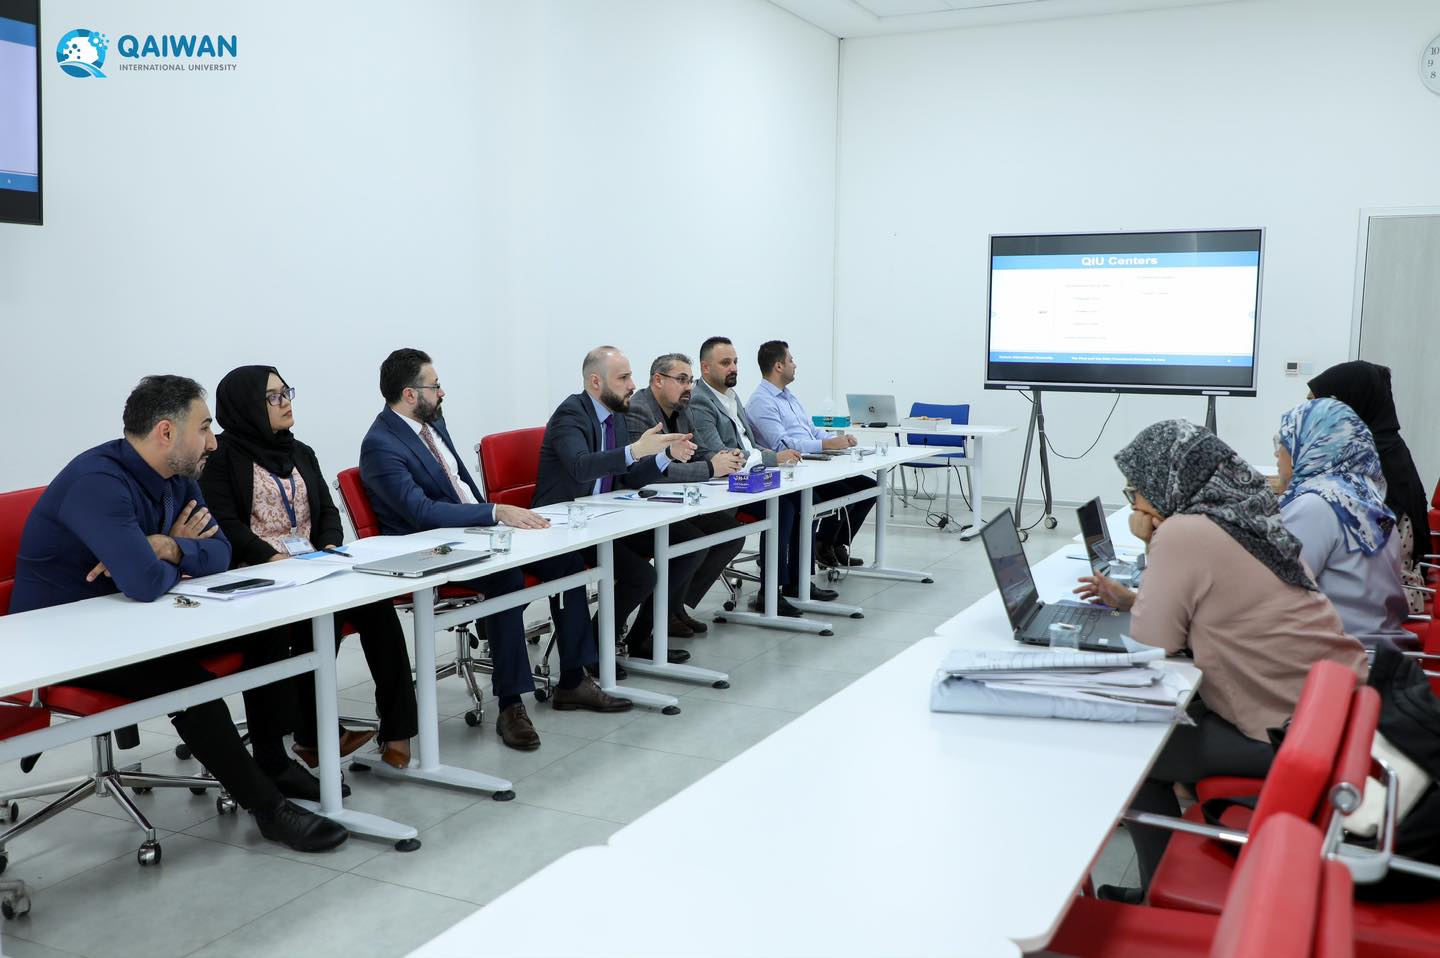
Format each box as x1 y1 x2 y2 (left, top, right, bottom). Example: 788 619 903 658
1076 497 1142 586
353 545 492 579
846 393 899 427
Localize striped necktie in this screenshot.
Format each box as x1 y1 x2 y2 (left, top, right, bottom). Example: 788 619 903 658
419 424 470 503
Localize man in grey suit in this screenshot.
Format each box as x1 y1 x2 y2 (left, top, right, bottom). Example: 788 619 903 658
626 353 748 637
690 336 836 612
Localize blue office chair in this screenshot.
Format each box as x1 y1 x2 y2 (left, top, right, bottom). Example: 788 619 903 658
897 402 969 521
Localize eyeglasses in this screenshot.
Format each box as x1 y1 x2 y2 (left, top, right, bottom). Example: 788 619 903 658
264 387 296 407
658 373 694 387
409 382 443 393
1122 486 1138 507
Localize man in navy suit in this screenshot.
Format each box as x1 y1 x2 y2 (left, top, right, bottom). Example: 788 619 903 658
360 349 631 752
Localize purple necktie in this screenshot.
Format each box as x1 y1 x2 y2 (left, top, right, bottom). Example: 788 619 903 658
598 414 617 493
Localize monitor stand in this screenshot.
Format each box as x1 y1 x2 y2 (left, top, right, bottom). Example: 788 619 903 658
1204 394 1218 436
1011 388 1056 541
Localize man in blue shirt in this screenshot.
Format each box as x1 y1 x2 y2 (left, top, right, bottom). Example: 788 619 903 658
10 376 346 853
746 340 875 568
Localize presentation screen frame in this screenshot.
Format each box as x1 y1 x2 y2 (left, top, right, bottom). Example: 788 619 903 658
983 228 1264 397
0 0 42 227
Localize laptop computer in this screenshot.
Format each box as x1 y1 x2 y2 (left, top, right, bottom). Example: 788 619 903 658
353 545 492 579
845 393 900 427
1076 497 1142 587
979 508 1130 651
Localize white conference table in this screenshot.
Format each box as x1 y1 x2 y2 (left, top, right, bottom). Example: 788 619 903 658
408 519 1200 956
849 423 1014 540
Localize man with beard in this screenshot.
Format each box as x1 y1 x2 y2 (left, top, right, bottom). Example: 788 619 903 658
361 349 633 753
688 337 833 615
532 346 706 660
10 375 348 852
625 353 747 637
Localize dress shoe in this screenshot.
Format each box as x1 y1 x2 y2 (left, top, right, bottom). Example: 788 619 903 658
292 728 377 770
550 676 635 712
585 660 628 681
783 583 838 602
625 639 691 664
379 743 411 770
667 613 695 639
496 703 541 751
750 593 802 618
270 758 351 800
254 799 349 852
677 608 708 634
818 545 863 568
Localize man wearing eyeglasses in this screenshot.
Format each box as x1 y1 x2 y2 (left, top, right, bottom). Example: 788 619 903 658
626 353 747 639
360 348 632 754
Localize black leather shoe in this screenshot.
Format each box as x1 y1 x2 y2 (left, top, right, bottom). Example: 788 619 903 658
750 593 802 618
625 639 691 664
270 758 350 800
254 800 349 852
818 545 864 568
783 584 838 602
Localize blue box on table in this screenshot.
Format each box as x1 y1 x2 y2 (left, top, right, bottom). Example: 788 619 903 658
812 415 851 428
728 469 781 493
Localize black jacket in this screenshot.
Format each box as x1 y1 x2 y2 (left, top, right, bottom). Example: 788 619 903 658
532 393 663 508
199 436 345 568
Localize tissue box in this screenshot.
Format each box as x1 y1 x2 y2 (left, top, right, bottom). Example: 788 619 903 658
901 416 951 431
812 415 851 428
728 469 781 493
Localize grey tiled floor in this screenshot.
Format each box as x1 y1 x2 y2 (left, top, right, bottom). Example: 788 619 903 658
0 498 1113 958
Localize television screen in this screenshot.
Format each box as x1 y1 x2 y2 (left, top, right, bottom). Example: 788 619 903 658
0 0 41 226
984 228 1263 395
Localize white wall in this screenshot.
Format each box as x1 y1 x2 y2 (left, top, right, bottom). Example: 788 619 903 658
0 0 838 490
834 0 1440 512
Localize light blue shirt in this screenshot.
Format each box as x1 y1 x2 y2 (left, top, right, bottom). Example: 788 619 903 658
745 379 831 455
587 394 668 494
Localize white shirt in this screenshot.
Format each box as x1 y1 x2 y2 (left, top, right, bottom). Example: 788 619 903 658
400 414 478 505
698 379 756 457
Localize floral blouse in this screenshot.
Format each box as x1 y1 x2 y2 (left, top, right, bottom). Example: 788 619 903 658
250 462 312 553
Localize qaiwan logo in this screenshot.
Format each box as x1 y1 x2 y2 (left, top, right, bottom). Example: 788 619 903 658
56 29 109 78
56 28 238 77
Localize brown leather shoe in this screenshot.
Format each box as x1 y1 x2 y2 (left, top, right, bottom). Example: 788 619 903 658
549 676 634 713
379 743 411 769
293 728 378 769
678 608 708 634
667 613 695 639
496 703 541 751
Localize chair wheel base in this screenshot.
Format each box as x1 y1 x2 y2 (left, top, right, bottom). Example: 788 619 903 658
394 838 422 852
1 892 29 919
492 790 516 802
464 710 482 727
174 744 192 761
137 841 161 866
722 601 735 612
662 705 682 716
533 689 550 703
216 796 237 815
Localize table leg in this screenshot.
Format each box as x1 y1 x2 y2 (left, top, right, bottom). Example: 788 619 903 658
620 521 732 688
296 612 421 845
348 589 517 799
718 488 834 635
841 466 933 584
594 539 681 712
958 434 988 541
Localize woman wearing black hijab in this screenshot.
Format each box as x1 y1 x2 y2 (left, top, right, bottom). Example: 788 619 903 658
1308 361 1432 572
201 365 417 770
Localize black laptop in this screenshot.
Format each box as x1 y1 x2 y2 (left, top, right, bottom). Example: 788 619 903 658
980 508 1130 651
1077 497 1142 587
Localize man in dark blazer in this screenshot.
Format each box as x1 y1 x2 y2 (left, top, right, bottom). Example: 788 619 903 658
360 348 631 752
534 346 716 657
689 336 835 613
626 353 748 635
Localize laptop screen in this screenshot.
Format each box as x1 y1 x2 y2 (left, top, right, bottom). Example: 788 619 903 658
1077 497 1116 566
979 508 1039 628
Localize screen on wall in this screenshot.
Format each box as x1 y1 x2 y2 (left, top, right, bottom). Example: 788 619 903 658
0 0 41 226
984 228 1263 395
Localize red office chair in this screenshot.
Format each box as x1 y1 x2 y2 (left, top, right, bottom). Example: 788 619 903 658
1049 813 1347 958
334 467 536 721
0 486 235 874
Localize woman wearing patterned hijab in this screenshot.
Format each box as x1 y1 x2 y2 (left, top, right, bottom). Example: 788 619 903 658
1085 419 1366 902
1274 398 1409 643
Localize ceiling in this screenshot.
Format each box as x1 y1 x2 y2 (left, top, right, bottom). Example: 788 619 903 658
766 0 1242 38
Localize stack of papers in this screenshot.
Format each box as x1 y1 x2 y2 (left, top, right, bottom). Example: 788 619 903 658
930 645 1191 724
170 562 347 602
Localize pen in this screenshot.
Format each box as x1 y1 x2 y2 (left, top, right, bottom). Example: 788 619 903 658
324 546 352 557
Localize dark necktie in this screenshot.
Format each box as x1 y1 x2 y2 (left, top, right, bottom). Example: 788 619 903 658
598 414 617 494
160 488 175 534
420 424 470 503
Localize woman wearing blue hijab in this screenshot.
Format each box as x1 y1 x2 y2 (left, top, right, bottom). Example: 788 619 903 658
1275 398 1410 643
